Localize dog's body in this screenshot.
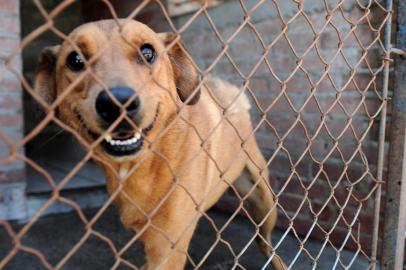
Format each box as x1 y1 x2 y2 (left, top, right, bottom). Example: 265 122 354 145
34 20 284 270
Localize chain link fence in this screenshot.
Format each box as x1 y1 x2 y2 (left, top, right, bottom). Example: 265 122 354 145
0 0 404 269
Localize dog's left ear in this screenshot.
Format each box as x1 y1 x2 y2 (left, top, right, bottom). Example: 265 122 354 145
34 45 60 107
159 33 200 105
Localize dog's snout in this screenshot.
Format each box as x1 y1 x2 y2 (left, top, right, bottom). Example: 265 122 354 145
95 87 141 124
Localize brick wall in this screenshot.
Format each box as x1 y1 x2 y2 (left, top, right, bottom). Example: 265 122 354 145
0 0 26 220
14 0 388 253
81 0 170 32
173 0 389 254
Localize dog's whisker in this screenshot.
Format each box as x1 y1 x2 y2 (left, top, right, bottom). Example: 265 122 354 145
30 128 66 154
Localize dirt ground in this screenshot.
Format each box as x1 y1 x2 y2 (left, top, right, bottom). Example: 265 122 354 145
1 207 373 270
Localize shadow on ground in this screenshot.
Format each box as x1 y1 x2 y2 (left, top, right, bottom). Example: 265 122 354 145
1 207 372 269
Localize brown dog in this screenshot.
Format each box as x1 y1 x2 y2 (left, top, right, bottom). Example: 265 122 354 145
34 19 285 270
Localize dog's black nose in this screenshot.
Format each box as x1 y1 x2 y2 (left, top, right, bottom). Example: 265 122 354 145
95 87 140 125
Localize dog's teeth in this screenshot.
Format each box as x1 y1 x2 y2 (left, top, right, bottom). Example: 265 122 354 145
105 132 142 147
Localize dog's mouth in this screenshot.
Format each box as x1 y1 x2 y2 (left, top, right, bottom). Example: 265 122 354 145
84 104 159 158
100 131 144 157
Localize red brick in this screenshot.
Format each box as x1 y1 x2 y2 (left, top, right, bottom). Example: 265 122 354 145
268 154 313 180
0 94 21 110
269 54 298 77
312 161 346 185
0 114 22 127
0 37 20 55
307 13 331 32
302 96 335 114
348 6 368 22
363 48 384 69
360 142 380 163
326 225 373 254
249 77 269 97
280 176 306 196
0 56 22 74
269 37 295 56
319 29 340 50
299 114 324 136
230 28 264 56
282 174 330 200
285 76 313 95
317 75 338 92
286 32 314 55
354 26 376 48
289 13 320 33
309 137 341 161
265 112 298 135
268 95 301 113
342 208 378 235
333 186 363 208
331 52 361 74
254 18 282 44
0 15 19 34
268 155 293 179
256 131 278 151
342 96 376 117
303 116 368 142
0 168 25 184
0 0 18 13
212 60 239 75
331 141 379 164
305 94 371 117
347 73 378 92
282 136 309 159
315 203 341 227
0 76 21 92
278 193 307 214
301 49 328 74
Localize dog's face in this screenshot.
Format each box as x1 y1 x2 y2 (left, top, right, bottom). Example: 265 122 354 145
35 20 199 162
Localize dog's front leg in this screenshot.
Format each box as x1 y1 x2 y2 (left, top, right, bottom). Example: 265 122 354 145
139 215 198 270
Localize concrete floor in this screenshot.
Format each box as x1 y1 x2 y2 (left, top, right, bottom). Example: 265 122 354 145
1 207 374 270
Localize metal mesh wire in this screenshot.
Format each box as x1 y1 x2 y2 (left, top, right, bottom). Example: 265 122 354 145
0 0 394 269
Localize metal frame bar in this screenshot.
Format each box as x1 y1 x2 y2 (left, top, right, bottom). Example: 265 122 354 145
371 0 394 268
381 0 406 268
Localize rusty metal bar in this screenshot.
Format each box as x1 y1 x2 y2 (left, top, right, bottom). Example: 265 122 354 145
371 0 393 268
381 0 406 268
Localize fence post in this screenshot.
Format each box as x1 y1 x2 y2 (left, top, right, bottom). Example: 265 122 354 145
381 0 406 269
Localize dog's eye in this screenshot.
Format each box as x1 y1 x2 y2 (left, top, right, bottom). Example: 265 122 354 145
66 51 85 72
140 44 156 64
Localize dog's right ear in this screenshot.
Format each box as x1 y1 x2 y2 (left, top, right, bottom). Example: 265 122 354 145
158 33 200 105
34 45 60 106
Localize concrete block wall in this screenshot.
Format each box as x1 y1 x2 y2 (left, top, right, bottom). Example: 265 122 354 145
173 0 388 254
0 0 26 220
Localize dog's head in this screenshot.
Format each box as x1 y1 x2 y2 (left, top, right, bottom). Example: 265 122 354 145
34 19 200 162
